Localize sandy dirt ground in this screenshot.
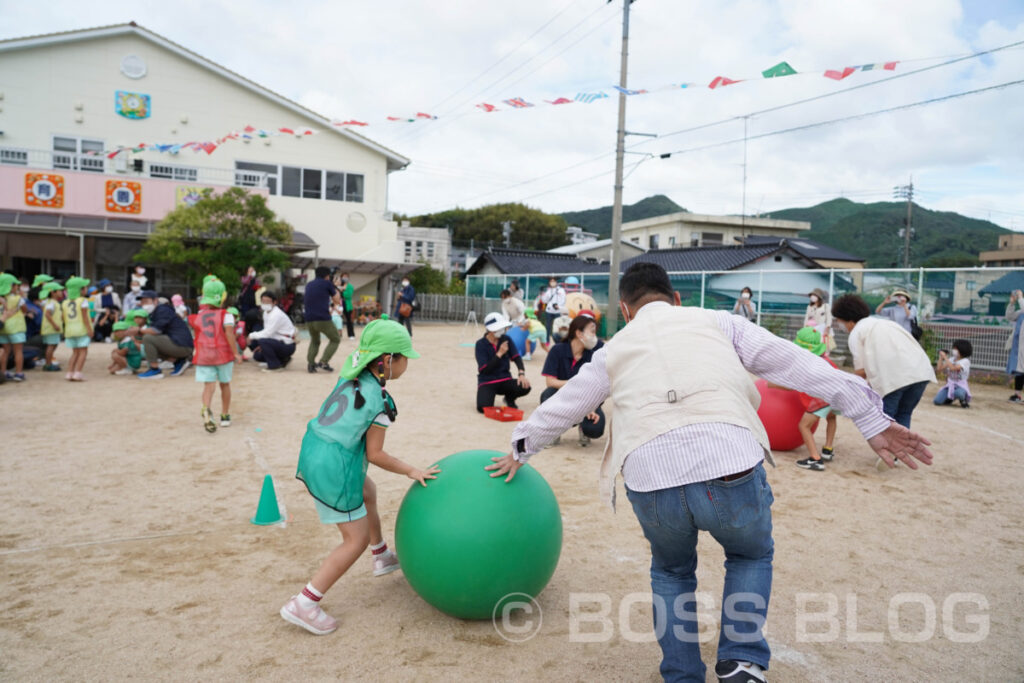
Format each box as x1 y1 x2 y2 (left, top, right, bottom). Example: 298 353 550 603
1 322 1022 681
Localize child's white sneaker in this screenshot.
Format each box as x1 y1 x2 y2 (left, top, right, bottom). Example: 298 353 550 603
114 368 134 375
280 596 338 635
523 353 532 361
372 549 401 577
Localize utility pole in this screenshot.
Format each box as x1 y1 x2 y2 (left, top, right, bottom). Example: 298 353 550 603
605 0 634 334
893 176 914 268
740 115 749 237
501 220 514 248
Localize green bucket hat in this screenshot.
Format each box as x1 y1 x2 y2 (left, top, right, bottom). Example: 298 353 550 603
40 282 65 298
341 317 420 380
524 307 537 320
200 278 226 307
112 321 133 332
64 276 90 298
126 308 149 322
32 274 55 288
794 326 827 356
0 273 18 296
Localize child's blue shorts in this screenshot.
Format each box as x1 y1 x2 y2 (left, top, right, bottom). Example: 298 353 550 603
314 498 367 524
195 362 233 383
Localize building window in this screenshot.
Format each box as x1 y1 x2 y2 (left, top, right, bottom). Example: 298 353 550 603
426 242 435 259
649 234 660 249
404 241 413 260
702 232 724 246
302 169 322 199
0 148 28 165
630 237 640 245
966 281 976 291
346 174 364 203
53 136 105 172
668 236 676 247
235 162 278 194
149 163 198 182
325 171 345 201
690 231 701 247
281 166 302 197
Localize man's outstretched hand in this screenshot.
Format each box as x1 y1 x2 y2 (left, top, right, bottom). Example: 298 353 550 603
867 423 933 469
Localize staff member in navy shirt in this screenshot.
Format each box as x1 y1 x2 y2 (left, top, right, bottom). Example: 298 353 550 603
540 312 605 445
476 312 531 413
303 266 341 374
394 277 416 336
135 290 195 379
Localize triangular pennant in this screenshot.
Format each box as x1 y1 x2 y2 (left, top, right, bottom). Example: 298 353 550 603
823 67 856 80
476 103 498 112
709 76 739 89
762 61 796 78
545 97 573 105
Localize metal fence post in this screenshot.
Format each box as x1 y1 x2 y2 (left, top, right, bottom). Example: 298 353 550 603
828 269 835 304
917 267 924 314
756 270 764 326
699 272 706 308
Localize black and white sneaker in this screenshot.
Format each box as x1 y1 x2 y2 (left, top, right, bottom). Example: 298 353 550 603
317 362 335 372
796 458 825 471
716 660 767 682
819 447 835 462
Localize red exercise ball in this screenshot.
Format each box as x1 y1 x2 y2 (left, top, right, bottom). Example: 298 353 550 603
754 378 816 451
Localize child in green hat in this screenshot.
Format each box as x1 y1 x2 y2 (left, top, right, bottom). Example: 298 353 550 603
791 327 840 471
61 276 94 381
189 278 241 433
39 282 66 371
109 321 143 375
281 318 440 636
0 272 30 382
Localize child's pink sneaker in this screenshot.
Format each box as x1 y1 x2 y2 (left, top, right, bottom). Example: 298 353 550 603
373 549 401 577
280 596 338 635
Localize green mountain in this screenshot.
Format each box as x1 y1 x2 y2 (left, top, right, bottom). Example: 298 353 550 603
768 199 1010 268
559 194 686 238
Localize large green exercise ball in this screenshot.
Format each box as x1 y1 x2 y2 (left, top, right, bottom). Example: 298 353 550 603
395 449 562 620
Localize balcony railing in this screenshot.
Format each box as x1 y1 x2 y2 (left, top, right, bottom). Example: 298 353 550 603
0 146 270 189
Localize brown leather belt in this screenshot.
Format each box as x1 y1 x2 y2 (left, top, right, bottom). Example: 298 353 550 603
719 467 754 482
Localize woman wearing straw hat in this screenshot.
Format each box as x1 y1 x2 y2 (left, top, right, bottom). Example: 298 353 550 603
875 288 918 335
804 288 834 352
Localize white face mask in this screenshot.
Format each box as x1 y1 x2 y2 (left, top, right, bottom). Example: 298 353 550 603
136 268 145 275
261 303 272 312
104 286 113 294
741 292 751 299
401 280 410 287
20 285 30 294
809 296 818 304
131 285 141 293
582 333 598 350
492 328 505 338
141 303 156 313
950 349 959 359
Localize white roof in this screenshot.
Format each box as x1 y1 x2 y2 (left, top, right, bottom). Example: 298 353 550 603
0 23 410 171
548 239 646 255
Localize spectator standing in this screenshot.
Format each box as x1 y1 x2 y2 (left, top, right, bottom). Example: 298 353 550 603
304 266 341 374
394 277 416 336
1005 289 1024 403
539 277 566 343
338 272 356 340
875 288 918 335
732 286 757 321
239 265 262 333
804 288 834 352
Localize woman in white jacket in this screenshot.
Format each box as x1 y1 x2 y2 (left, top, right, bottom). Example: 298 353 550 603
248 290 297 372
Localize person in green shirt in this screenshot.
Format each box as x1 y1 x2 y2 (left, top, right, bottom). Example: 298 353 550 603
338 272 355 340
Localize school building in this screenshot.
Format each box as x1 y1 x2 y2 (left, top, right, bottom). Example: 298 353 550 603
0 23 415 303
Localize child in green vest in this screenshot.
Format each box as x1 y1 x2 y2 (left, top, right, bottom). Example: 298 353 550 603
281 318 440 636
62 277 94 382
109 321 143 375
0 273 30 382
39 281 66 372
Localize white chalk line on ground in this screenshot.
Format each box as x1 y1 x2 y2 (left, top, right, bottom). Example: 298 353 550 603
247 436 289 528
935 415 1024 447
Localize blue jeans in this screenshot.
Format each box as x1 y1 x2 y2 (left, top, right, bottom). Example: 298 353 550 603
625 463 774 682
881 380 930 428
933 385 967 405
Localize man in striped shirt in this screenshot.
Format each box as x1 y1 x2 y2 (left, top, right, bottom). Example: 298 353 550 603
487 263 932 683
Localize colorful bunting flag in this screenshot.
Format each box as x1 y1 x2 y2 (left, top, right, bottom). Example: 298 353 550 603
545 97 573 105
709 76 739 89
860 61 898 71
613 86 648 95
415 112 438 120
476 103 499 112
824 67 856 80
761 61 797 78
335 120 368 126
574 92 608 103
278 127 295 134
503 97 534 108
243 125 256 133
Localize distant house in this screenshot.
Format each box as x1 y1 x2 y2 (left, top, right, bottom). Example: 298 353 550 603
565 225 599 245
465 247 610 298
978 270 1024 314
397 223 451 278
979 233 1024 268
621 212 810 250
740 235 865 288
622 241 851 310
547 238 646 263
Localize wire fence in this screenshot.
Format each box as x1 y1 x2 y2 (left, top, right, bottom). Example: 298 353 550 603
453 266 1023 371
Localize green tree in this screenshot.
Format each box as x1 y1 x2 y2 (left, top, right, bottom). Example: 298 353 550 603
410 202 568 250
136 187 293 293
406 261 465 294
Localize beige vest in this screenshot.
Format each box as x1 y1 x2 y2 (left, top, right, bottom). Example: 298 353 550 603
599 305 771 509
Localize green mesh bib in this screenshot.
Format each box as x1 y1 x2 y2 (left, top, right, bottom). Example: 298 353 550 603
296 370 396 513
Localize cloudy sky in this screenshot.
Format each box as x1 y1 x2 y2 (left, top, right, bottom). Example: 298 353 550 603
3 0 1023 229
